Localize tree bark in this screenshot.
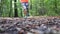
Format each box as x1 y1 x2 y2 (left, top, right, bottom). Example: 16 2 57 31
9 0 12 17
14 0 18 17
0 0 3 17
30 0 32 9
55 0 57 14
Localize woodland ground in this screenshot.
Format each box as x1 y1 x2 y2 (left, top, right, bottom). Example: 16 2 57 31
0 16 60 34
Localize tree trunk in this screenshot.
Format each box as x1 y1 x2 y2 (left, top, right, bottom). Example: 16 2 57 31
0 0 3 17
30 0 32 9
54 0 57 14
9 0 12 17
14 0 18 17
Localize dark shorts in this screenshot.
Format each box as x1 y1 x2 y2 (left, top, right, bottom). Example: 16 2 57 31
21 2 29 10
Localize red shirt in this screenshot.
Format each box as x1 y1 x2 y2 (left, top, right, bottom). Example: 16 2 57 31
20 0 28 3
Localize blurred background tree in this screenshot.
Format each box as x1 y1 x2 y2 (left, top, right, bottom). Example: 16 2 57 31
0 0 60 17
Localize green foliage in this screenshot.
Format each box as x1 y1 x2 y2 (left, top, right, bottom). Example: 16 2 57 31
0 0 60 17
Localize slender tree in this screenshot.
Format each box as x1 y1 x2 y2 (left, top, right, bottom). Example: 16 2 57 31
0 0 2 16
9 0 12 17
30 0 32 9
14 0 18 17
54 0 58 14
0 0 3 17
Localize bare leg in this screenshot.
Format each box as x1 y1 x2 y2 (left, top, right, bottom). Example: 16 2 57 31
24 9 27 17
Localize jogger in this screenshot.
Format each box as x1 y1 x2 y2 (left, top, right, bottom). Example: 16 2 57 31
20 0 29 18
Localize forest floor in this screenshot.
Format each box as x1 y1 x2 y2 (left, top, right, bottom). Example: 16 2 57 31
0 16 60 34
